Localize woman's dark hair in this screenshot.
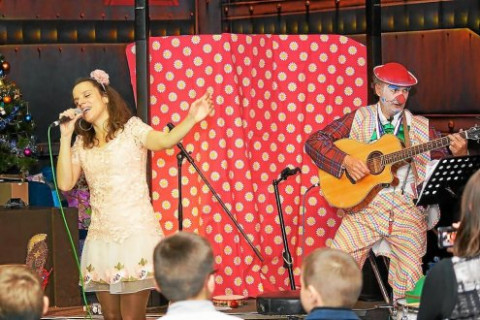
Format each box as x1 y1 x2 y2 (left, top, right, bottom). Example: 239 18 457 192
453 169 480 257
73 78 132 148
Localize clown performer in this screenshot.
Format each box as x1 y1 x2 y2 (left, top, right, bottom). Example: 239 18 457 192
305 62 468 301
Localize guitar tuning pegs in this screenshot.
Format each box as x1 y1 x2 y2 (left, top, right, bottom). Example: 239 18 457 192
448 120 455 133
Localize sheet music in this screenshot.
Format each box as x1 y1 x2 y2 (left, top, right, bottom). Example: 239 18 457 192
415 155 480 207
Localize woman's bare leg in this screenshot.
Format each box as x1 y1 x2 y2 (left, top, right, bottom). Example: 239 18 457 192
120 290 151 320
96 292 121 320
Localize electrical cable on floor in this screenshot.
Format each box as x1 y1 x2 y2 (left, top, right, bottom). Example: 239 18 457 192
47 125 92 320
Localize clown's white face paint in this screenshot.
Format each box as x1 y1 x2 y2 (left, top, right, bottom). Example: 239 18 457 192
378 84 411 119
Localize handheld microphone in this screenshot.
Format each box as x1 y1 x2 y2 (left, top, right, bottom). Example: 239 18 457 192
51 108 82 127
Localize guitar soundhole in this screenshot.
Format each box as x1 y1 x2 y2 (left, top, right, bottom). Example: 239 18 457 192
367 151 384 175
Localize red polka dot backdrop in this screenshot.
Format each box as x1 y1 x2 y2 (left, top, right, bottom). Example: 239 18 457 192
126 34 367 296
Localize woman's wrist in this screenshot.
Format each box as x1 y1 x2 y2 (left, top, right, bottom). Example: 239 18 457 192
60 135 73 144
184 113 197 125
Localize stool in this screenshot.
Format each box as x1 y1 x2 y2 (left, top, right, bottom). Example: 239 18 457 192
368 250 395 317
368 251 391 305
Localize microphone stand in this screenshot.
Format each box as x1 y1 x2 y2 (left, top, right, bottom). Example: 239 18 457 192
176 150 187 231
272 169 299 290
167 123 264 262
256 167 305 317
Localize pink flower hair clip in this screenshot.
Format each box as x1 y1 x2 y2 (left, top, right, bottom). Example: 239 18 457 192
90 69 110 91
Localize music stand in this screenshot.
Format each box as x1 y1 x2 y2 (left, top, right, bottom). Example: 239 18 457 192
416 155 480 207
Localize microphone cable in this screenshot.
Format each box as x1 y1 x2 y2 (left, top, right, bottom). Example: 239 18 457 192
47 125 92 319
300 182 319 260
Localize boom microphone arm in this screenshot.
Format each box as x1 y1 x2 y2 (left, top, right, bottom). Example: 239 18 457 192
167 123 264 262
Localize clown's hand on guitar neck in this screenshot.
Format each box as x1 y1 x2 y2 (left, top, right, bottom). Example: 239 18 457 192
448 130 469 156
342 154 370 182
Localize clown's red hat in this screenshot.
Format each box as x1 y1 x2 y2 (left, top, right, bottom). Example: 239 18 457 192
373 62 418 86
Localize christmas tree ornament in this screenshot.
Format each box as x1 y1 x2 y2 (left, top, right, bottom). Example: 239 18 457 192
24 113 32 122
24 148 32 157
3 95 11 104
1 61 10 74
0 106 5 116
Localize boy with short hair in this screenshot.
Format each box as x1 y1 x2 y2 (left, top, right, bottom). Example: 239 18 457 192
0 264 49 320
153 232 241 320
300 248 362 320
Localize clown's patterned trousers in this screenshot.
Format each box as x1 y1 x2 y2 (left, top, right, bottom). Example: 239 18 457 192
331 191 427 300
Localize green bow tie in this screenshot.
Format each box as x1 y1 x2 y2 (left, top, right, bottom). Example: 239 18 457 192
383 122 395 134
370 122 406 143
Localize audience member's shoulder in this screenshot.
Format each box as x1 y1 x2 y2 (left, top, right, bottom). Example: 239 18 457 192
435 257 454 268
212 314 242 320
427 257 454 277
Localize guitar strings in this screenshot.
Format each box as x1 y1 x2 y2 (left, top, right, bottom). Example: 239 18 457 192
364 135 452 168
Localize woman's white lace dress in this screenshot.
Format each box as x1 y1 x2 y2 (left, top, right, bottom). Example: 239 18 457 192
72 117 164 294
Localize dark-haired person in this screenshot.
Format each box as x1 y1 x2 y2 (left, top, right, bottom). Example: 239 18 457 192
0 264 49 320
305 62 468 300
300 248 362 320
153 232 242 320
56 70 214 320
418 169 480 320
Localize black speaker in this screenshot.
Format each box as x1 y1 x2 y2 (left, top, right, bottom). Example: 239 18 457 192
256 290 306 315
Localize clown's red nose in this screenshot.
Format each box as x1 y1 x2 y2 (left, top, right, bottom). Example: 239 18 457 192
395 94 406 104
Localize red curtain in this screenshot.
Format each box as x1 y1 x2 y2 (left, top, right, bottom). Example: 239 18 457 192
126 34 367 297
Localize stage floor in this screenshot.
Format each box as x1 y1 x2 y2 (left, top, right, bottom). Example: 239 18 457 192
43 299 391 320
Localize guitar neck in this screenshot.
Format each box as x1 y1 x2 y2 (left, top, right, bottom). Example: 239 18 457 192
383 131 464 165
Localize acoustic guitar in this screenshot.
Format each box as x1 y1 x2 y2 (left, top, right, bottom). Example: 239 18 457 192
317 125 480 209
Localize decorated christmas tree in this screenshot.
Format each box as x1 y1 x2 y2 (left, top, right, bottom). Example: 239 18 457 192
0 54 37 176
